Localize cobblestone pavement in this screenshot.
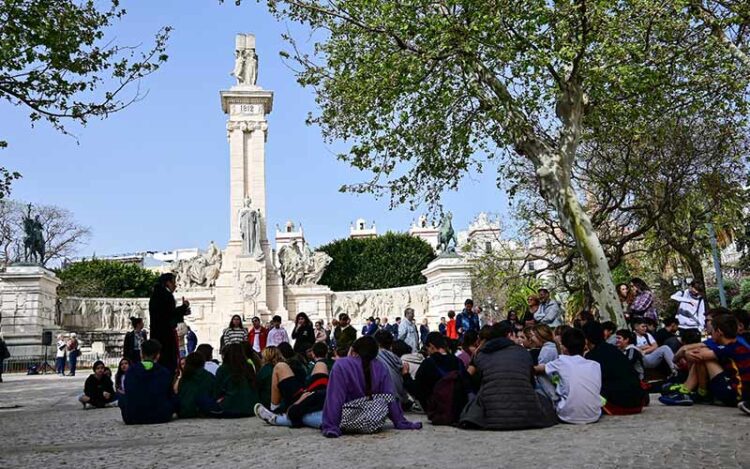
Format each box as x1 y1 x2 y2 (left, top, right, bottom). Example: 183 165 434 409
0 373 748 469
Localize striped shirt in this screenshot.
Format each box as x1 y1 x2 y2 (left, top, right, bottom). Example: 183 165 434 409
222 327 248 347
706 336 750 401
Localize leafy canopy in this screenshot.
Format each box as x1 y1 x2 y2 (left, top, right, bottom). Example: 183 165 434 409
0 0 170 197
258 0 748 208
56 259 159 298
318 232 436 291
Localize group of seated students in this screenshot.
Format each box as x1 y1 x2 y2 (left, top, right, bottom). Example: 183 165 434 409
78 308 749 435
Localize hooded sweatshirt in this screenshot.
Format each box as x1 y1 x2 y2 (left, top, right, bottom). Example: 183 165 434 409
119 360 175 425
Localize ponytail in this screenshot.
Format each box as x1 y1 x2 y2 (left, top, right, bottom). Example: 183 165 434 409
351 336 378 398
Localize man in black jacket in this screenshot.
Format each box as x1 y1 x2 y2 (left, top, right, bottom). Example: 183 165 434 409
583 322 645 415
148 273 189 373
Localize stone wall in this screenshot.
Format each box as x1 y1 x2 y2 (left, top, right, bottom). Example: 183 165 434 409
331 284 429 323
60 298 150 332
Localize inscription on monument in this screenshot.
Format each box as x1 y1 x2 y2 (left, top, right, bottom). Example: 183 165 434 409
231 103 263 116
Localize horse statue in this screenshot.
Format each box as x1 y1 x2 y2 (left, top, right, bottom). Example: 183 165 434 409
436 212 458 254
22 204 45 264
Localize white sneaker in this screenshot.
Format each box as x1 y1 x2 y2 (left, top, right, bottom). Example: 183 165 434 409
254 403 277 424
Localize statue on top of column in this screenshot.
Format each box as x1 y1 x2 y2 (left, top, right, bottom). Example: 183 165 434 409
239 197 263 259
232 33 258 86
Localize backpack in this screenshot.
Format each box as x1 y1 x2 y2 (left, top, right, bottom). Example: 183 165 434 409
425 360 469 426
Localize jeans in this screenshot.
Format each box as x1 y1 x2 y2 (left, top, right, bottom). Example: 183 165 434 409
68 353 78 376
55 357 66 374
274 410 323 428
643 345 675 372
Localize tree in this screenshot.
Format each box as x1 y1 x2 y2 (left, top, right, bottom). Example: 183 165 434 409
513 116 748 293
56 259 158 297
0 200 90 267
689 0 750 69
0 0 171 197
318 232 436 291
256 0 749 325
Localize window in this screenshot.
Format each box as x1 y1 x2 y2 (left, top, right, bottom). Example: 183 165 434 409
484 241 492 253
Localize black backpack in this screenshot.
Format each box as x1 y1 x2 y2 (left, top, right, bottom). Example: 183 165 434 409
425 360 469 426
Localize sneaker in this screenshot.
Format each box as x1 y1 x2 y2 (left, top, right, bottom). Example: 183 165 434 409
254 403 277 424
739 401 750 416
661 382 682 395
658 392 694 406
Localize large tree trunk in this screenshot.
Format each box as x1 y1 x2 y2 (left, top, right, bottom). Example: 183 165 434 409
683 251 706 289
553 179 626 327
520 79 626 327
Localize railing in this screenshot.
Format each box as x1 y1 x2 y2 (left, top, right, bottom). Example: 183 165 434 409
1 352 124 374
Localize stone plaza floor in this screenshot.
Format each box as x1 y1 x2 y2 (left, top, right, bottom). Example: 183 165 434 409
0 373 748 469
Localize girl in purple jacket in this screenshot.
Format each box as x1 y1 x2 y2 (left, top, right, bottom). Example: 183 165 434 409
321 336 422 437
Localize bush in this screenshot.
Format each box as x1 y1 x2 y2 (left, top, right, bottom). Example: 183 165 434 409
318 232 436 291
706 279 740 308
56 259 159 298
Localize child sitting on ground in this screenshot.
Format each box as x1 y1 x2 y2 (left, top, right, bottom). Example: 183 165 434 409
176 352 217 418
535 328 602 424
79 360 117 409
615 329 645 380
119 339 176 425
660 314 750 412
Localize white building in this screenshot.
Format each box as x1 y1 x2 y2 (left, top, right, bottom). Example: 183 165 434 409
350 218 377 239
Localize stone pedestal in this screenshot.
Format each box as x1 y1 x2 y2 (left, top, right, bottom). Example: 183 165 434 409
0 266 62 357
421 255 473 321
284 285 333 323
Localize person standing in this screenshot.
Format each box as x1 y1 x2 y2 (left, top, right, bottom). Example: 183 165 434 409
221 315 249 351
398 308 420 353
291 312 315 355
123 317 147 364
419 319 430 348
248 317 269 353
267 315 291 347
314 320 327 344
148 273 190 373
446 311 458 343
185 326 198 355
333 313 357 352
67 333 80 377
535 289 564 327
55 334 67 375
0 333 9 383
456 299 480 339
627 278 657 323
438 317 447 336
670 281 706 340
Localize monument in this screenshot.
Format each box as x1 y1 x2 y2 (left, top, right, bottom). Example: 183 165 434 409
0 205 62 356
0 34 473 358
174 33 286 347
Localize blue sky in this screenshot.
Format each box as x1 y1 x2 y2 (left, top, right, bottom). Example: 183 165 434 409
2 0 511 257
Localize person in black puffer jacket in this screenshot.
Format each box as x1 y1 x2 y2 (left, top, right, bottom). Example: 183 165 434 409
460 321 557 430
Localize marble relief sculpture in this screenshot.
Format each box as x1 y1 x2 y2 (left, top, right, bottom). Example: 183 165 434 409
175 241 223 289
277 240 332 286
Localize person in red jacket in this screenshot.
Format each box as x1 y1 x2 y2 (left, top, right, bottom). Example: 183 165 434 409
446 310 459 350
248 316 268 353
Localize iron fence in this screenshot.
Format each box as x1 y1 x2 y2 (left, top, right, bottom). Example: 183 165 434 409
1 352 124 374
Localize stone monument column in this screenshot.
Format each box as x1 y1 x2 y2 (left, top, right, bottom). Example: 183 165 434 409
222 34 273 249
210 33 284 332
